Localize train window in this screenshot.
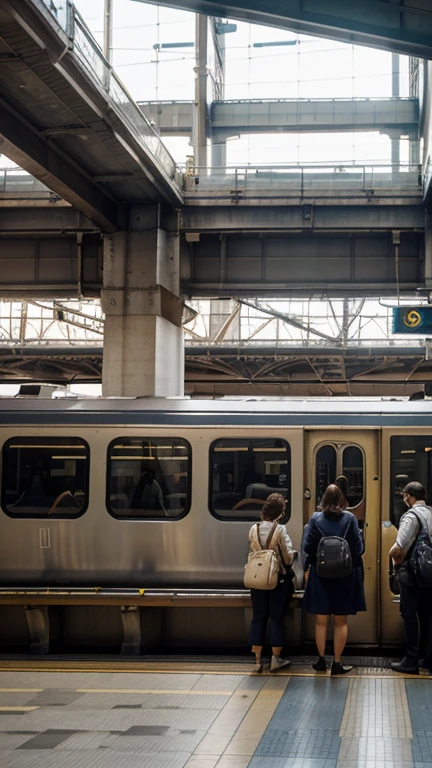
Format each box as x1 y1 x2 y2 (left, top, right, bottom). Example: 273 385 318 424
2 437 89 518
315 442 365 523
342 446 364 509
316 445 337 506
209 437 290 521
107 437 191 519
390 435 432 527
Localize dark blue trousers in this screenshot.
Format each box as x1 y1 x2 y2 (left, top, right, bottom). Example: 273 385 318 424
399 582 432 665
248 578 293 648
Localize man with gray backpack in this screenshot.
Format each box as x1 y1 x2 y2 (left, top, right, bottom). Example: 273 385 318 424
390 481 432 674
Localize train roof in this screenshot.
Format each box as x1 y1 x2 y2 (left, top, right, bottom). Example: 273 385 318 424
0 397 431 427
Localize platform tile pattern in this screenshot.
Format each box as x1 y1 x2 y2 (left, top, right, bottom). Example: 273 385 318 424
0 666 431 767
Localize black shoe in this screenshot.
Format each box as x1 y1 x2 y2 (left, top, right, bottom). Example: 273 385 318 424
331 661 353 676
312 656 327 672
390 656 419 674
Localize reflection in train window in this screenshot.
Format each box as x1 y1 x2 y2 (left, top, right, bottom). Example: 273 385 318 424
315 442 364 523
2 437 89 518
342 446 364 508
209 438 290 521
316 445 336 506
107 437 191 519
390 435 432 527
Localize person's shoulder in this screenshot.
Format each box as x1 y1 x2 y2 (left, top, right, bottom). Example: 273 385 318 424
307 512 322 528
343 510 357 522
276 522 289 533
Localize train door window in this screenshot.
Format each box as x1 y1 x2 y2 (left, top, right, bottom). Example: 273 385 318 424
390 435 432 527
314 442 365 524
209 437 290 520
107 437 191 519
2 437 89 518
342 446 364 508
315 445 337 507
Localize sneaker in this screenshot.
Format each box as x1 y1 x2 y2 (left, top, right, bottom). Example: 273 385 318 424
312 656 327 672
390 656 419 674
270 655 291 673
331 661 353 676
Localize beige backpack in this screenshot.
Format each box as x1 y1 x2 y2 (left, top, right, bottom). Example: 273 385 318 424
244 522 280 590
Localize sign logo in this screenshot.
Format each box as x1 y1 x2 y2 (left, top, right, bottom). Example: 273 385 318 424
403 309 422 328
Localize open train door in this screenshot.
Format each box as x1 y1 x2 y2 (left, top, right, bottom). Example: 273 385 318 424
304 430 380 645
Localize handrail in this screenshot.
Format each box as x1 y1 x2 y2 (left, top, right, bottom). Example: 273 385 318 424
182 162 421 196
38 1 180 189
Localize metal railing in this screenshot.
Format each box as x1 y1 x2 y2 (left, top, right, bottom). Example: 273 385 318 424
40 0 73 35
38 1 180 188
183 163 421 196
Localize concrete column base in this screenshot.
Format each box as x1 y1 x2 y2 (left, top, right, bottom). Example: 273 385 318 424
101 206 184 398
103 314 184 397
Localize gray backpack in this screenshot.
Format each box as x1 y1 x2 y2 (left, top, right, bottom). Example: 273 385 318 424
316 517 353 579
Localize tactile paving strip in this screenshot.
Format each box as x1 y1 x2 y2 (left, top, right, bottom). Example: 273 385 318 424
253 677 348 761
406 680 432 763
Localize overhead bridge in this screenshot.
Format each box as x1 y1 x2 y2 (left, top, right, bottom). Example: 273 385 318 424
0 164 425 299
134 0 432 59
140 98 419 139
0 0 182 232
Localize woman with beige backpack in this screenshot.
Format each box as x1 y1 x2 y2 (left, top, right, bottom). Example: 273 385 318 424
245 493 294 673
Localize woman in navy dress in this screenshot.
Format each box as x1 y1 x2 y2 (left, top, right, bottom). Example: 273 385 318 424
303 484 365 675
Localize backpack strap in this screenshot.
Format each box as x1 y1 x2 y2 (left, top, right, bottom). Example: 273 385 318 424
315 514 352 539
341 514 353 539
263 521 278 550
409 508 429 536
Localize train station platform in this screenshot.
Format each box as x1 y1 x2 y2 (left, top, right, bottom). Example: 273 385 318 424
0 659 430 767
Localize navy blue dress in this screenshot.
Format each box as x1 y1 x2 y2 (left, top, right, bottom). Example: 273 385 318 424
303 510 366 616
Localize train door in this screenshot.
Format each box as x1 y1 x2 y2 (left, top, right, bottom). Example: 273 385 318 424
304 430 380 644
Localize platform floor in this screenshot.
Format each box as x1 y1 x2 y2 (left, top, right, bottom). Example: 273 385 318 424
0 660 431 768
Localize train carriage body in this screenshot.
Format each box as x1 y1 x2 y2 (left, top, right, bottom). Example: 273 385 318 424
0 396 431 647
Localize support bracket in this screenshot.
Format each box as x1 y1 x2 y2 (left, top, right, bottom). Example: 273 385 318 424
120 605 141 655
25 605 49 654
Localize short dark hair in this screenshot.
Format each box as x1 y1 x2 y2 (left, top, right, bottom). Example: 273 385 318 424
321 484 346 516
403 481 426 500
261 493 286 521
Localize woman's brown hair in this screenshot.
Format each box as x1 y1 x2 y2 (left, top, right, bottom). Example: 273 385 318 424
261 493 286 521
320 484 346 516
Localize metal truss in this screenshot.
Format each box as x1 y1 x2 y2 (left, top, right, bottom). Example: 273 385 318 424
0 297 431 396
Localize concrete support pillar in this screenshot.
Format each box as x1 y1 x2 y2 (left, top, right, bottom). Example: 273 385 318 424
391 54 400 171
425 209 432 290
211 133 227 171
194 14 208 170
101 205 184 398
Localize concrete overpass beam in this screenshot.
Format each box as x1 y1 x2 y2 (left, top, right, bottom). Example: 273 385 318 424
133 0 432 59
101 205 184 397
0 100 122 233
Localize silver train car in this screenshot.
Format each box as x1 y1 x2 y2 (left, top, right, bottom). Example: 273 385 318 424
0 396 431 648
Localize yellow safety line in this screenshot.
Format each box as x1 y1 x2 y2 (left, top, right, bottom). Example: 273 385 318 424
0 706 39 711
76 688 233 695
0 688 43 693
0 664 429 680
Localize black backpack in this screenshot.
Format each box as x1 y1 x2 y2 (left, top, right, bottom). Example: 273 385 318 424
408 507 432 588
316 516 353 579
